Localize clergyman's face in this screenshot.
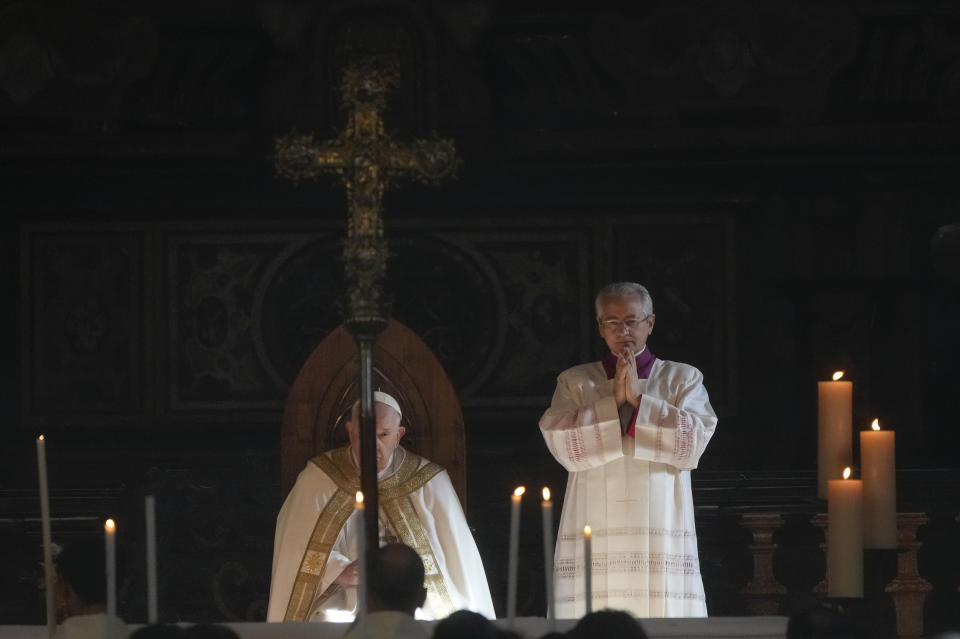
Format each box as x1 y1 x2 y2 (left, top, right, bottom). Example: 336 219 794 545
346 402 406 472
597 294 655 357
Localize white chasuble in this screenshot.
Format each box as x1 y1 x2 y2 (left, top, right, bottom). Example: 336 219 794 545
267 446 496 622
539 359 718 618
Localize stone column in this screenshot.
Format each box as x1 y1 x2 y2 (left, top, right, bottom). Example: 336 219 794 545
740 513 787 615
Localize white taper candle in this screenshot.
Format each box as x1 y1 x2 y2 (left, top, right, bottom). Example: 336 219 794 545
584 525 592 614
145 496 158 622
105 519 117 621
356 491 367 619
36 435 55 638
541 487 555 629
507 486 525 626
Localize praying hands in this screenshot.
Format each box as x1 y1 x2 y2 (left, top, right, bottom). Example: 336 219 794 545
613 348 641 408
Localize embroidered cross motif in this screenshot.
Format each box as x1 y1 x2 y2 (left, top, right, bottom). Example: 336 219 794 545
302 551 325 575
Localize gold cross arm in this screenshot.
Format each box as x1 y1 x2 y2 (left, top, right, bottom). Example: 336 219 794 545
275 131 459 188
274 133 348 182
381 138 459 185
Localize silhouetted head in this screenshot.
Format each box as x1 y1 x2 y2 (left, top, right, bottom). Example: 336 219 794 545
128 624 185 639
567 609 648 639
432 609 496 639
183 623 240 639
370 543 427 615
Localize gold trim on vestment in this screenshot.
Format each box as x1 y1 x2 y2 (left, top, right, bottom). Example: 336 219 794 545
283 446 450 621
283 488 354 621
381 495 457 618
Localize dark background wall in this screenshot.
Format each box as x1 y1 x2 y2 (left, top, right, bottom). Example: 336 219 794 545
1 0 959 633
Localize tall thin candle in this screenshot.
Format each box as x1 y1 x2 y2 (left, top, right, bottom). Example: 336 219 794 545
583 525 592 614
355 491 367 619
507 486 525 626
105 519 117 619
36 435 55 638
541 488 555 628
145 496 158 623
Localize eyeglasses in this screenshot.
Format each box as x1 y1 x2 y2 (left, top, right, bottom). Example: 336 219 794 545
598 314 652 332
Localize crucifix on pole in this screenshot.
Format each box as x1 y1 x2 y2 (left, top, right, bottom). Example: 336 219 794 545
273 62 459 613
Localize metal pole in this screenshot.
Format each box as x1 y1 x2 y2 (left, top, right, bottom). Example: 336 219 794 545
358 337 379 563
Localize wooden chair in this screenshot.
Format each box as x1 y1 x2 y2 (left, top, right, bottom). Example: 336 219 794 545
280 319 467 508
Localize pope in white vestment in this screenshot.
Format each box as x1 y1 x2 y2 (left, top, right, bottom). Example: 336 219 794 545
267 391 495 622
539 282 718 619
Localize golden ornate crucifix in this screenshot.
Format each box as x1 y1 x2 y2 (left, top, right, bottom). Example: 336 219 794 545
273 64 459 330
272 63 459 606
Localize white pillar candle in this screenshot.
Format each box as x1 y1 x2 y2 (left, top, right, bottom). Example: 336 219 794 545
145 496 158 623
105 519 117 619
583 525 592 614
827 468 863 598
818 371 853 499
507 486 525 626
861 419 896 548
541 488 555 628
355 491 367 619
36 435 55 638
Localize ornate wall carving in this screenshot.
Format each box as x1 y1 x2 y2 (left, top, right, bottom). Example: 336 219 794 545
22 229 146 423
21 216 734 424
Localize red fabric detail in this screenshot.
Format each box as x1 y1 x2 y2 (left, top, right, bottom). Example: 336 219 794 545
626 400 640 438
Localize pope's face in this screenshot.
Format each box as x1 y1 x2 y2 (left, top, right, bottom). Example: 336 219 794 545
597 294 656 358
346 402 406 472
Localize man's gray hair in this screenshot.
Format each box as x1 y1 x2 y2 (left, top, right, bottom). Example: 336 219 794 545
595 282 654 318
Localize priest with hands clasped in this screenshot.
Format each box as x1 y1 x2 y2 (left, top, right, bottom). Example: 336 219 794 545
539 281 718 618
267 391 495 623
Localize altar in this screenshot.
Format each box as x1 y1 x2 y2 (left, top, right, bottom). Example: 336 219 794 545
3 616 789 639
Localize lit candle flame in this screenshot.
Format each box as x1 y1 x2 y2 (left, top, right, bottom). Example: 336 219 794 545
871 419 880 431
584 525 591 536
832 371 844 381
38 434 45 442
105 518 116 531
542 487 551 501
842 467 851 480
514 486 526 497
356 491 364 505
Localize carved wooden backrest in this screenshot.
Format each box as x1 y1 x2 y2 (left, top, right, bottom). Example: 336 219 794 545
280 319 467 508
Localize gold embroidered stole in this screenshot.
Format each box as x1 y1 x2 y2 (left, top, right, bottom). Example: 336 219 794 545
283 446 455 621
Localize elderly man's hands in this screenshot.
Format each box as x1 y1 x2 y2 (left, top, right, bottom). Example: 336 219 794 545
332 561 359 586
614 348 641 408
